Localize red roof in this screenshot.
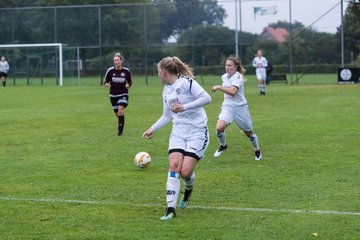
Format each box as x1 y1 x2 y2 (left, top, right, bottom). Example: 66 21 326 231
260 27 289 43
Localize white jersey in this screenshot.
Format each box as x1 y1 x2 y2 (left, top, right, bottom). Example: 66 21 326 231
253 56 267 80
0 61 9 73
252 56 268 71
221 71 247 107
162 76 209 128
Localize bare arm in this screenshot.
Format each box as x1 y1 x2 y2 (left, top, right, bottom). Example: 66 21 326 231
211 85 238 96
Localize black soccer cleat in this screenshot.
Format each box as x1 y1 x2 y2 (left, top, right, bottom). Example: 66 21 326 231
160 207 176 221
214 144 228 157
255 149 262 161
179 188 193 209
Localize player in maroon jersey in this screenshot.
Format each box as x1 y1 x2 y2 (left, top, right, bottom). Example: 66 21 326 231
104 52 132 136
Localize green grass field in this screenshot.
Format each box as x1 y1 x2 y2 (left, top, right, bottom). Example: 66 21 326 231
0 75 359 239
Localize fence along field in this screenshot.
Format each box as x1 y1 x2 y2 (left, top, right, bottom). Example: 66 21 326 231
5 73 341 87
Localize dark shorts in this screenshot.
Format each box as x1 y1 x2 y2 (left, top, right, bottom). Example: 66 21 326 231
110 94 129 112
0 72 8 78
168 149 201 161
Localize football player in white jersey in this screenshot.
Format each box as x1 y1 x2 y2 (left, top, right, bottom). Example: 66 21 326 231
0 56 10 88
212 56 262 161
142 56 211 221
252 49 268 95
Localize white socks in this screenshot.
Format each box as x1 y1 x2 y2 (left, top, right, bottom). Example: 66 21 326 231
218 130 259 152
216 131 226 146
183 172 196 191
165 171 197 208
166 172 180 209
248 133 260 151
259 83 265 92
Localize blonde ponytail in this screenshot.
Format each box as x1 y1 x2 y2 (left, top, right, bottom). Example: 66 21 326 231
158 56 194 79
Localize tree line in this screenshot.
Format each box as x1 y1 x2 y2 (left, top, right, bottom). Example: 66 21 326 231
0 0 358 67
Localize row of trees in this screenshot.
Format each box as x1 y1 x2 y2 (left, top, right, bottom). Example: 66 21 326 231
176 21 341 66
0 0 359 67
0 0 225 45
344 0 360 64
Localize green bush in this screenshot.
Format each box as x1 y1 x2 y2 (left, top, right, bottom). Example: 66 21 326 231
195 64 339 75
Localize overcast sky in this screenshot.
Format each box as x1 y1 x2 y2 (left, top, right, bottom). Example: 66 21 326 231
218 0 348 34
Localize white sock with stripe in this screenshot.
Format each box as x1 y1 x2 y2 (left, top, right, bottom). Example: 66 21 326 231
183 172 196 190
248 133 260 151
166 171 180 209
216 131 226 146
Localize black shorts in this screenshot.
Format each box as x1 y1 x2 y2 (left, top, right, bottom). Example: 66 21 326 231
0 72 8 78
110 94 129 112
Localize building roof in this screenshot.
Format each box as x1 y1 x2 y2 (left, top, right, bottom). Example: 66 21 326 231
260 27 289 43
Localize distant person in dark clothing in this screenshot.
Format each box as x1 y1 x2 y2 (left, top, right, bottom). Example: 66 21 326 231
265 61 273 85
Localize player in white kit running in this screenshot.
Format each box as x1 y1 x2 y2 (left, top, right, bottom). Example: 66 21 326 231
212 56 262 161
252 49 268 95
142 56 211 221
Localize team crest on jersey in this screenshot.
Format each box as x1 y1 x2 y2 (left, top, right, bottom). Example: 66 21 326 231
169 98 180 107
121 72 125 77
176 88 181 94
112 73 116 76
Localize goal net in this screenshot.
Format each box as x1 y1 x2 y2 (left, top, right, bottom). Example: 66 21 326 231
0 43 64 86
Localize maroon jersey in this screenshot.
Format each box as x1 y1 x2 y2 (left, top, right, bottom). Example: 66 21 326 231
104 66 132 96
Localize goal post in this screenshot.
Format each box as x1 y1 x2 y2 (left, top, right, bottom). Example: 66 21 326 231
0 43 63 86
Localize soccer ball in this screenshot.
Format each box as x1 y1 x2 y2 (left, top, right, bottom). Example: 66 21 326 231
134 152 151 168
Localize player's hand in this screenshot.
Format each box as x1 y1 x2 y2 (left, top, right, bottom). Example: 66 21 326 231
104 82 111 87
142 129 154 139
211 85 221 92
171 103 184 113
125 83 130 89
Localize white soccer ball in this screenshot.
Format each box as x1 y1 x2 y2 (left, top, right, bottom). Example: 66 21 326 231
134 152 151 168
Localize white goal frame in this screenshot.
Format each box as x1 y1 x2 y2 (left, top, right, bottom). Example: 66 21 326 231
0 43 63 86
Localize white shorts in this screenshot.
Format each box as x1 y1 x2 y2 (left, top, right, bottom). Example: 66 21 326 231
218 104 253 132
168 124 209 160
256 69 266 81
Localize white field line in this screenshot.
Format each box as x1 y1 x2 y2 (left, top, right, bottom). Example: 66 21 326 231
0 196 359 216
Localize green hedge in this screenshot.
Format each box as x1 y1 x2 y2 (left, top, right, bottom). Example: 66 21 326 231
72 64 339 76
194 64 339 75
272 64 338 74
